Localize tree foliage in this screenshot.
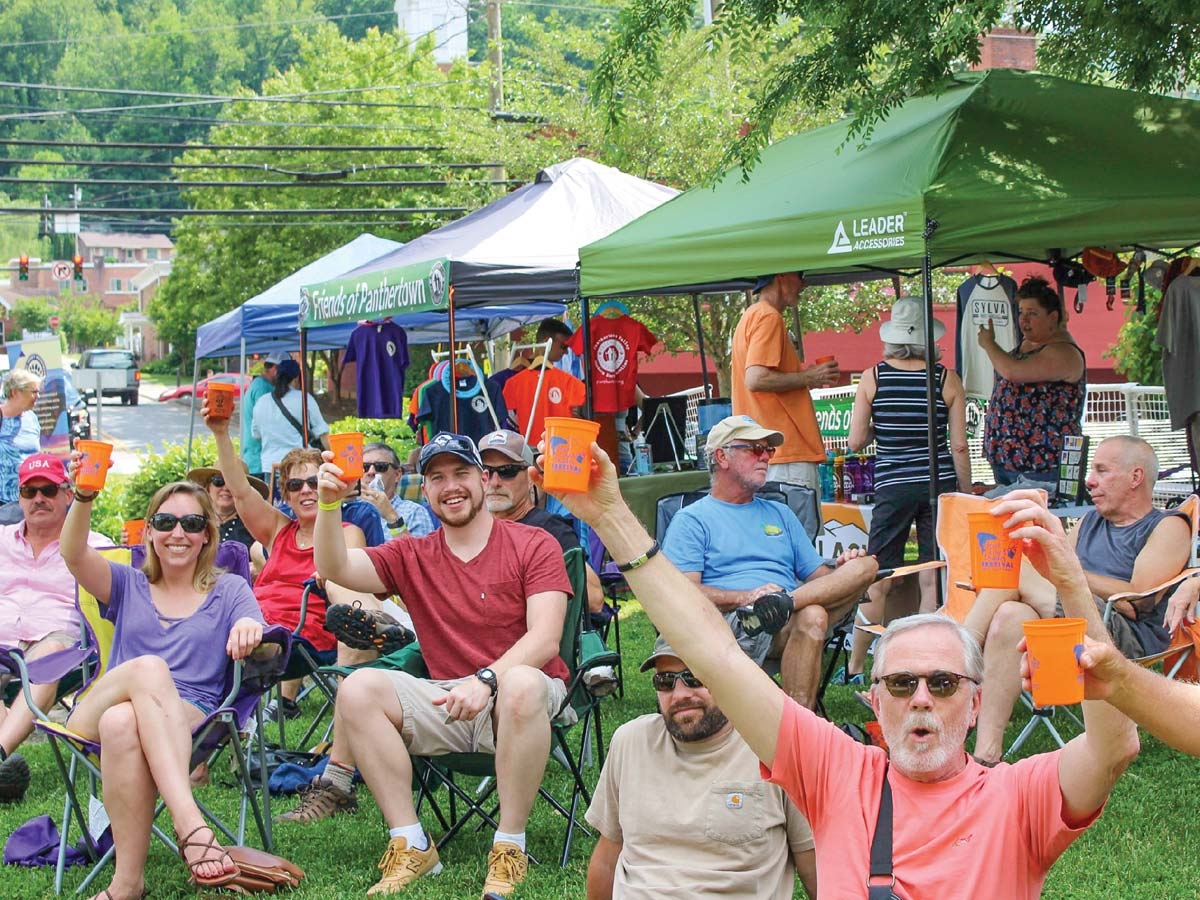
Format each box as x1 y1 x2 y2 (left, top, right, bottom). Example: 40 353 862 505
59 298 120 351
11 297 55 337
592 0 1200 171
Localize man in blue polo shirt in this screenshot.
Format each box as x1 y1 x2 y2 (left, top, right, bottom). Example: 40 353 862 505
662 415 876 709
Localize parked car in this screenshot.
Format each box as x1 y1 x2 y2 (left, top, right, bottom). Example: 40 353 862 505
158 373 254 403
74 348 141 406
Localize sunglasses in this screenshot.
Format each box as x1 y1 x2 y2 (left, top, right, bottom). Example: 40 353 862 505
364 461 396 473
873 671 978 699
284 476 320 493
19 483 63 499
724 442 777 458
483 464 525 481
148 512 209 534
208 475 226 488
651 670 704 692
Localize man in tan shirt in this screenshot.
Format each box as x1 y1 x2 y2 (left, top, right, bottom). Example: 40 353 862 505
731 272 838 489
585 636 817 900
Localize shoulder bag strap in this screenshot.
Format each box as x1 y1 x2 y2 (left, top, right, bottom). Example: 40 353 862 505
868 763 896 899
271 393 311 444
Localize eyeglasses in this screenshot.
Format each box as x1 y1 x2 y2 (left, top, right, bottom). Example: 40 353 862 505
19 483 63 499
208 475 226 488
364 461 396 473
724 442 777 458
483 464 525 481
651 670 704 692
284 476 320 492
148 513 209 534
873 671 979 699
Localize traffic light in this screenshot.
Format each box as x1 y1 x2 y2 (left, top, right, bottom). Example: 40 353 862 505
17 254 28 281
72 254 83 281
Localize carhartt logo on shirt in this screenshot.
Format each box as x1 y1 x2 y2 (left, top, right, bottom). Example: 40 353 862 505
725 793 743 809
763 524 782 536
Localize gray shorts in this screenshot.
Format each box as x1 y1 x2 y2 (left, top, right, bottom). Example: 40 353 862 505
384 669 572 756
767 461 819 491
1053 598 1144 659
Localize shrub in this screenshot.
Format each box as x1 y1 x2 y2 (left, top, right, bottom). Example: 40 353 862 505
329 416 418 462
116 436 221 520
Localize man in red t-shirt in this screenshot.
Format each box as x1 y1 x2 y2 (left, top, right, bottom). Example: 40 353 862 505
282 432 571 900
547 453 1139 900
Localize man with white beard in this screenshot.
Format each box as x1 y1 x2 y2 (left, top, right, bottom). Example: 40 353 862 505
539 444 1140 900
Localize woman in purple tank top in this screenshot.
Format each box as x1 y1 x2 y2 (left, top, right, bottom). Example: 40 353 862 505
60 478 264 900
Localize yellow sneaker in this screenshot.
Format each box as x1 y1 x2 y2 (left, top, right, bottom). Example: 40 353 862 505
366 835 442 896
480 841 527 899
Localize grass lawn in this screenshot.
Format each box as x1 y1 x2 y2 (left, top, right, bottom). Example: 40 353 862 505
2 605 1197 899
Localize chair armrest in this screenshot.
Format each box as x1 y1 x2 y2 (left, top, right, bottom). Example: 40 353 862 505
0 643 93 723
873 560 946 584
1104 569 1199 623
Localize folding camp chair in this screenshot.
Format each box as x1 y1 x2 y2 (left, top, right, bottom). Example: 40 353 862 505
31 545 291 895
413 546 619 867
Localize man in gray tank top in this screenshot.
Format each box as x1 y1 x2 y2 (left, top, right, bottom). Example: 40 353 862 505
966 436 1192 764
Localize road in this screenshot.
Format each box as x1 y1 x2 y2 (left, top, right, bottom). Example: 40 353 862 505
88 384 240 475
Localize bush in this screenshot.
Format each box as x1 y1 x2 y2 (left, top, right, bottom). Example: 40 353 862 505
141 352 183 375
329 416 418 462
1107 287 1163 385
116 436 221 520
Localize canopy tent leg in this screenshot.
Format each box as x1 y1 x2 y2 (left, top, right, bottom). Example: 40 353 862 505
448 291 458 433
184 343 210 471
692 293 711 398
580 291 594 419
922 220 943 610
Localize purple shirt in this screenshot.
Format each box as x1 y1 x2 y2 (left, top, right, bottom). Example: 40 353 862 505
103 562 263 712
344 322 410 418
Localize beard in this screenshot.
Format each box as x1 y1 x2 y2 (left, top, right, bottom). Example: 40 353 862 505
436 490 485 527
485 492 516 514
663 702 729 743
887 710 973 780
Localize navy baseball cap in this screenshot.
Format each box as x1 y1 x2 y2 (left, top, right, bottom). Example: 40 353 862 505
418 432 484 474
752 272 803 293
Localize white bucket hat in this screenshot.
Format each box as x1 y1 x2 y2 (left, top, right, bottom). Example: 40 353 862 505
879 296 944 344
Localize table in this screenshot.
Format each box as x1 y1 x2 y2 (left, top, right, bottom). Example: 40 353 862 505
619 470 710 534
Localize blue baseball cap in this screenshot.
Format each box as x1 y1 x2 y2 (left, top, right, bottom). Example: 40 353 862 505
418 432 484 475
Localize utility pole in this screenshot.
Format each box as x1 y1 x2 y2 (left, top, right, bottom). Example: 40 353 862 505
486 0 505 183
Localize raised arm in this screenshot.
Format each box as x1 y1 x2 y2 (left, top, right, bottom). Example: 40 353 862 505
313 458 387 594
942 370 972 491
203 399 288 547
993 493 1139 822
59 468 113 604
534 443 786 765
846 365 875 453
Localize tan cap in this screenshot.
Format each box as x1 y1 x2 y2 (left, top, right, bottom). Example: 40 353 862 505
476 429 534 466
640 634 684 672
704 415 784 454
186 460 269 501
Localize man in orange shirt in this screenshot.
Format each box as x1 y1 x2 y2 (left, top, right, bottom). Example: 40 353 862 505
731 273 838 489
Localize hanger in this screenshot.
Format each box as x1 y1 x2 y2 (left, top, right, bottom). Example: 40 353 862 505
594 300 630 317
1184 257 1199 276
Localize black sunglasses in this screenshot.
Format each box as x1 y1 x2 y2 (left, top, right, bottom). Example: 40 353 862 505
364 461 396 473
483 464 525 481
19 483 63 499
651 670 704 692
208 475 226 488
148 512 209 534
284 476 320 492
873 671 978 699
724 442 777 458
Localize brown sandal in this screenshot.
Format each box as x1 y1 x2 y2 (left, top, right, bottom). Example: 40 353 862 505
176 825 240 888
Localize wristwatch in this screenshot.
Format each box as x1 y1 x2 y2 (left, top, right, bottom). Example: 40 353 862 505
475 667 498 696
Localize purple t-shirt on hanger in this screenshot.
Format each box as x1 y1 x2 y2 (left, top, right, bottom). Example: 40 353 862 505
102 562 263 712
344 321 410 418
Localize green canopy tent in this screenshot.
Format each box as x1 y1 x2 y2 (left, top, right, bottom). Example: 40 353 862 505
580 69 1200 493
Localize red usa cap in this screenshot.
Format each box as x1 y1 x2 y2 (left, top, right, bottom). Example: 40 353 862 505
19 453 70 486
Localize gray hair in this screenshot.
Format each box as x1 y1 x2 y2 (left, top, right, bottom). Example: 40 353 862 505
873 613 984 684
883 342 941 362
1 369 42 400
364 441 400 465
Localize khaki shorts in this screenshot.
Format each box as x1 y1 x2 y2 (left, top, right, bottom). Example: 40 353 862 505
767 461 819 491
385 670 572 756
0 630 77 692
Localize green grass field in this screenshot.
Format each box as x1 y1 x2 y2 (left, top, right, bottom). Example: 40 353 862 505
2 606 1198 899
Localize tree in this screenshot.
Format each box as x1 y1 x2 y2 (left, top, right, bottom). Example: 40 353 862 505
592 0 1200 171
59 299 120 351
11 297 56 337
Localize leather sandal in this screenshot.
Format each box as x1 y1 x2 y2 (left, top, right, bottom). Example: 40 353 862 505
176 825 240 888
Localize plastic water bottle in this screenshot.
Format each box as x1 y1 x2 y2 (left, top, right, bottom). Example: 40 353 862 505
369 474 385 492
632 435 651 475
833 456 845 502
818 452 836 502
845 454 862 502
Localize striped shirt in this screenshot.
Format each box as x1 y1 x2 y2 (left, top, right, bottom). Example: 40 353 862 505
871 362 954 488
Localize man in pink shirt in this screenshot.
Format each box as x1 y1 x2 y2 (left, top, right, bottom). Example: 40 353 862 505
0 453 109 801
542 447 1140 900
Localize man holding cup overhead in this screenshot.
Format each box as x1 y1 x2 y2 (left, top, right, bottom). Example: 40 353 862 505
535 445 1138 900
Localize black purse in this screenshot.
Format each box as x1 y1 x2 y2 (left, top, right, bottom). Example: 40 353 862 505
271 394 323 449
868 764 904 900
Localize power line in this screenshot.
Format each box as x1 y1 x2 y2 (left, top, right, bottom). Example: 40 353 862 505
0 175 520 190
0 137 447 153
0 158 502 174
2 205 473 217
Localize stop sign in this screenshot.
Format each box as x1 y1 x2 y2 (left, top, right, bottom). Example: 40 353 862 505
49 315 60 328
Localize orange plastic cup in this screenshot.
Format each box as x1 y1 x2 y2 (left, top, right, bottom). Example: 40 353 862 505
815 355 838 366
1023 617 1086 706
967 511 1022 589
329 431 365 481
542 417 601 494
124 519 145 545
206 381 236 420
74 440 113 492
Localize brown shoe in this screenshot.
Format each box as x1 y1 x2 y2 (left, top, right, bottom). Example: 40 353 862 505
367 835 442 896
275 776 357 824
480 841 527 899
325 601 415 654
